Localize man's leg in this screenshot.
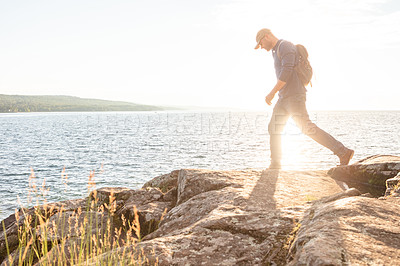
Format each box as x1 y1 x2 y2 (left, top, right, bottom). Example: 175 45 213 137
287 96 352 163
268 99 290 167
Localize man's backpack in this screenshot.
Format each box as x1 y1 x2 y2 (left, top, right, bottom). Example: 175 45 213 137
295 44 313 87
278 42 313 87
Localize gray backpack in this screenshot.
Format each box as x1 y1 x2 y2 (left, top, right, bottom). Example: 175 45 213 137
278 42 313 87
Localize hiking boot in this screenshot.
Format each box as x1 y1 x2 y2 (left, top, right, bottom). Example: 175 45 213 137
268 161 281 169
339 148 354 166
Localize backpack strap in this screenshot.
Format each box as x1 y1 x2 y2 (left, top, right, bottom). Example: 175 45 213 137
276 40 284 60
278 41 300 67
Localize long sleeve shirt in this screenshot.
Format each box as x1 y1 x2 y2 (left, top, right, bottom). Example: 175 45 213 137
272 39 306 98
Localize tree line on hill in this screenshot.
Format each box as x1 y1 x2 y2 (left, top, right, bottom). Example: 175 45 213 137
0 95 166 113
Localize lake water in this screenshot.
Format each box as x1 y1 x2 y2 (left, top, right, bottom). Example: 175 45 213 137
1 110 399 220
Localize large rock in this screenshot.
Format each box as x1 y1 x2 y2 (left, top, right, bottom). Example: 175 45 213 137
72 169 345 266
287 192 400 265
137 169 344 265
142 170 179 192
328 155 400 195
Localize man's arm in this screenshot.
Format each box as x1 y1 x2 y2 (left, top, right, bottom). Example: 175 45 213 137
265 80 286 105
265 42 296 105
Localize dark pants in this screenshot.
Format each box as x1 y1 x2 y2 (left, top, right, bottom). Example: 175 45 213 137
268 95 346 163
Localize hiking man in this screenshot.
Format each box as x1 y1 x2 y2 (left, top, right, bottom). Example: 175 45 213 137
254 28 354 169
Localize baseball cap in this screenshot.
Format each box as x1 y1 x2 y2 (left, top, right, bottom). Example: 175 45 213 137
254 28 271 49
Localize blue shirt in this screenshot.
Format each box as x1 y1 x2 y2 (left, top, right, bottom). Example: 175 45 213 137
272 39 306 98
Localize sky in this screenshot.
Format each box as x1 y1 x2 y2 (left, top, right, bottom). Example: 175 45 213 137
1 0 400 110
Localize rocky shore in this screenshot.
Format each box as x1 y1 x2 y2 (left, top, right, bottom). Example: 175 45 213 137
1 155 400 265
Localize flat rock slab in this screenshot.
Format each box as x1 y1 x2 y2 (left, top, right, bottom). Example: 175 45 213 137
137 169 344 265
328 155 400 193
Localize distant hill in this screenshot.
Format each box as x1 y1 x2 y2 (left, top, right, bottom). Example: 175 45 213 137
0 95 173 113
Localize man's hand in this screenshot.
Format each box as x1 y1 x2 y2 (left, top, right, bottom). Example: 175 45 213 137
265 92 275 105
265 80 286 105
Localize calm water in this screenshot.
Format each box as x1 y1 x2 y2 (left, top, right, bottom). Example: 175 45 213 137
1 110 399 220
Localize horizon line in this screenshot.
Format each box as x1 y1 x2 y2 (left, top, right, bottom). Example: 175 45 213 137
1 93 399 112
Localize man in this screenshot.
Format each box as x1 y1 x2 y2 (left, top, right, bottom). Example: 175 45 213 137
254 28 354 169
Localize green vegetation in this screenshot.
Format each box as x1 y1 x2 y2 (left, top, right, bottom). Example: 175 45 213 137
0 94 168 113
0 170 156 265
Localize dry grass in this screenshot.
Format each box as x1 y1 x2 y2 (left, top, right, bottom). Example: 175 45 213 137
1 168 157 266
